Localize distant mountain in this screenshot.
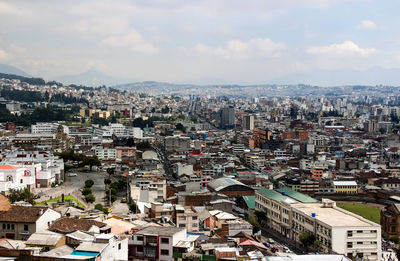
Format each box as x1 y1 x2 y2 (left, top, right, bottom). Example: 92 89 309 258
273 66 400 86
0 63 31 77
54 70 131 87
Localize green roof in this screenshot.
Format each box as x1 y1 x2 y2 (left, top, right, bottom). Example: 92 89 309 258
242 195 255 209
256 188 290 202
276 187 318 203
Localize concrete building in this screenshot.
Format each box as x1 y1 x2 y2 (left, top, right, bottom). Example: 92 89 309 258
174 205 199 232
255 188 381 259
333 181 358 194
220 107 235 129
128 226 186 261
242 115 254 131
0 197 61 240
0 165 36 193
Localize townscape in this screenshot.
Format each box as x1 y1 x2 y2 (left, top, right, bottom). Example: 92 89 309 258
0 73 399 261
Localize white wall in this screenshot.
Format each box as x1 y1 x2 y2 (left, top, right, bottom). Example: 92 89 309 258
36 208 61 232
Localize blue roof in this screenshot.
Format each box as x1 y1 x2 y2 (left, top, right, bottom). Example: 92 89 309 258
71 251 99 257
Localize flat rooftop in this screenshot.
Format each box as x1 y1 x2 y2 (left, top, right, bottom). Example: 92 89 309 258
292 203 376 227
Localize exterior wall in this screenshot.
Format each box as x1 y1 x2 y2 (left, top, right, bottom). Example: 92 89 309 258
0 222 36 240
99 237 128 261
36 209 62 231
333 185 358 194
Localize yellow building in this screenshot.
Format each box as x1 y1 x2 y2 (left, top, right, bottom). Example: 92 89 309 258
333 181 358 194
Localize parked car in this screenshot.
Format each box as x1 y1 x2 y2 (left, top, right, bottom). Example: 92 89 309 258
121 197 127 203
268 238 275 244
68 173 77 177
33 194 41 199
263 242 270 248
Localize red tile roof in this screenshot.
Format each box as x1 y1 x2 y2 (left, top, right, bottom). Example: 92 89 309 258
50 217 107 234
0 165 19 170
0 206 48 223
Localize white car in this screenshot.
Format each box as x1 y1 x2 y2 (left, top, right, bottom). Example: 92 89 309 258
68 173 77 177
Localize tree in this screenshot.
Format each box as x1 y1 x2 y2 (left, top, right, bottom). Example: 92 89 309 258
85 179 94 188
299 231 315 249
104 178 112 185
7 188 34 205
175 123 186 132
95 203 104 212
84 194 95 203
82 187 92 196
247 213 262 234
106 168 115 177
129 202 137 213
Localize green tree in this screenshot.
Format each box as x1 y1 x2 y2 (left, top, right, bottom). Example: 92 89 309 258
84 194 95 203
129 202 137 213
106 168 115 177
95 203 104 212
7 188 34 205
85 179 94 188
82 187 92 196
104 178 112 185
299 231 315 250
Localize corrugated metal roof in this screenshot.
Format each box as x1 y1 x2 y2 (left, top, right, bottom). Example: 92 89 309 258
242 196 255 209
276 187 318 203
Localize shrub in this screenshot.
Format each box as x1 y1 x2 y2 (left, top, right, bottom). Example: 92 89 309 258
84 194 95 203
82 187 92 196
85 179 94 188
95 204 104 211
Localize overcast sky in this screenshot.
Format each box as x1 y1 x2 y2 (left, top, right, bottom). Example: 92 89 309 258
0 0 399 84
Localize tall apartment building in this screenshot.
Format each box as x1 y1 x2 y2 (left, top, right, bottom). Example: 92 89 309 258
220 107 235 129
242 115 254 131
255 188 381 260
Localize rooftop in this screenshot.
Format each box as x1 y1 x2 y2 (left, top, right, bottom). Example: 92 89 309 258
256 188 297 204
333 181 357 186
292 203 377 227
276 187 318 203
0 205 48 223
50 217 106 234
0 165 19 170
136 226 184 236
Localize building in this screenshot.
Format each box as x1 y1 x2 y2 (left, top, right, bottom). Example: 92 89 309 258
164 136 191 152
174 205 199 232
0 165 36 193
242 115 254 131
207 178 254 198
333 181 358 194
381 203 400 237
255 188 381 259
220 107 235 129
0 198 61 240
95 147 117 161
128 226 186 260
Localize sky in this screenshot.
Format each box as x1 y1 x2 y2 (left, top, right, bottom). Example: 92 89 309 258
0 0 400 85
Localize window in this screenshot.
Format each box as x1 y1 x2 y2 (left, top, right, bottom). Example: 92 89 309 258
192 216 198 220
161 249 169 256
24 224 28 231
2 224 5 230
7 224 10 230
347 242 353 248
11 224 14 230
137 236 143 241
347 231 352 237
357 242 363 245
179 224 186 228
20 179 23 184
137 246 143 252
357 230 363 233
118 243 121 250
161 238 169 244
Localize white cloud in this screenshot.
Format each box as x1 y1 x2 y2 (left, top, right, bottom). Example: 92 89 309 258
360 20 377 29
99 30 158 54
0 2 24 15
307 41 377 57
0 49 9 60
195 38 285 59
